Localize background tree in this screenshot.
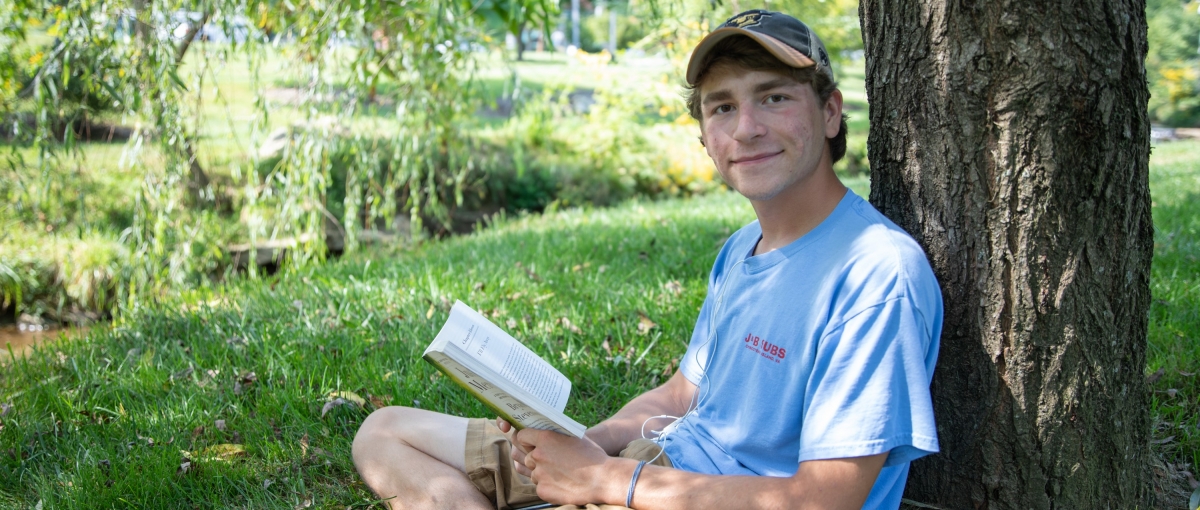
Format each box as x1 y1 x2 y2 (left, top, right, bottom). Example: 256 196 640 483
0 0 555 296
859 0 1153 507
1146 0 1200 126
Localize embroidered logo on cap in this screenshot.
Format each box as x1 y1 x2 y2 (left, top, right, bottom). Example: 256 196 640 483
724 10 770 29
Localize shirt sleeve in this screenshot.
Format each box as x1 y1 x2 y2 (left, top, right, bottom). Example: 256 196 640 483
797 295 939 467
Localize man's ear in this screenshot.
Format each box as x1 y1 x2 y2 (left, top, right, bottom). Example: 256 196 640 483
824 89 844 139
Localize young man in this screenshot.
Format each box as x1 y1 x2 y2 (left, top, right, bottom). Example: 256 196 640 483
352 10 942 510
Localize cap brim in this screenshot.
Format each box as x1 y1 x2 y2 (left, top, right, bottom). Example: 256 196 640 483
685 27 818 86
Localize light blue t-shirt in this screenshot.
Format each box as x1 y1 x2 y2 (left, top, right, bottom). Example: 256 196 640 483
658 190 942 509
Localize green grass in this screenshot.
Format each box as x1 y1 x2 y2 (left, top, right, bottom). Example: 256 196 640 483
0 143 1195 506
0 188 765 507
1146 140 1200 474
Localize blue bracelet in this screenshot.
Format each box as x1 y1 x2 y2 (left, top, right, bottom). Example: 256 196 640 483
626 460 648 508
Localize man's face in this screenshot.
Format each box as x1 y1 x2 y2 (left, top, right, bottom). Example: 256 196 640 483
698 66 842 202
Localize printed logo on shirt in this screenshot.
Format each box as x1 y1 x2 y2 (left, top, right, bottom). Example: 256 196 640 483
743 332 786 363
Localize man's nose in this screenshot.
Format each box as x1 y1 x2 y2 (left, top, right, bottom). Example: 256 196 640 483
732 107 766 141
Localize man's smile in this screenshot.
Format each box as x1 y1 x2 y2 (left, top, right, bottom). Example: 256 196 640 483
731 150 784 165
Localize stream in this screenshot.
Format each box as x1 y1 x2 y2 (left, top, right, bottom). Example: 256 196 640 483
0 325 88 360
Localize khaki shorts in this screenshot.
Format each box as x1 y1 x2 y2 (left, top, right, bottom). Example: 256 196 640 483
464 419 673 510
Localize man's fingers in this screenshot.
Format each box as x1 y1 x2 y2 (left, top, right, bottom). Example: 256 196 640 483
510 443 527 465
500 418 531 455
514 458 532 478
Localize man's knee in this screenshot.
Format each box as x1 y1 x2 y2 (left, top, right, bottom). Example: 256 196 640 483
353 406 472 471
355 406 416 451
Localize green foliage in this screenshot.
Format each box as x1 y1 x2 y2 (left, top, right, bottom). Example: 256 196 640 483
0 0 561 315
579 12 652 53
0 227 132 321
1147 0 1200 126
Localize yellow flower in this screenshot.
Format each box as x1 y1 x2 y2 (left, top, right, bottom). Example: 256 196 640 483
29 51 44 66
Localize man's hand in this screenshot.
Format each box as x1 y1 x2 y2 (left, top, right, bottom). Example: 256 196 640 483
513 427 628 506
496 418 533 477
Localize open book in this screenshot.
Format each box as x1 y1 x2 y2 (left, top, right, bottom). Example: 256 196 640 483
422 301 587 438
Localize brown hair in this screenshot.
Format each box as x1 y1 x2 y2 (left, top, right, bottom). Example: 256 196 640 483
686 36 848 164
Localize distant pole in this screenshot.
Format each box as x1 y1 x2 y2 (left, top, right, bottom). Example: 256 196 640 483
608 5 617 61
571 0 580 48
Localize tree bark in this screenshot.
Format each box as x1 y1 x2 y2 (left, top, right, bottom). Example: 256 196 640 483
858 1 1153 508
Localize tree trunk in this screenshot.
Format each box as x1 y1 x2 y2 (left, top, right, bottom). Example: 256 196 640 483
859 1 1153 508
517 20 527 61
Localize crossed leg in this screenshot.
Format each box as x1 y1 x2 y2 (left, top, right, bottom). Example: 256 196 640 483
352 406 494 510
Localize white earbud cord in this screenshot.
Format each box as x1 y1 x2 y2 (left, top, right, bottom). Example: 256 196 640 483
637 258 747 466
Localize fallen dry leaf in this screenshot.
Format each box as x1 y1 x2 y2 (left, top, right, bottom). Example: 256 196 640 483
602 336 613 357
559 317 583 335
328 391 366 407
1148 367 1166 384
0 403 11 418
663 280 684 295
506 318 518 329
171 366 194 382
177 457 193 475
1180 371 1196 377
215 419 227 431
190 443 247 461
367 394 393 409
300 433 310 457
1167 388 1179 398
294 499 313 510
321 399 349 417
1152 435 1176 445
516 261 542 281
263 478 274 490
474 282 485 291
637 312 658 335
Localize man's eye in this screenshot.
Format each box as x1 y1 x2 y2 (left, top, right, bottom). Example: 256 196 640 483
766 94 786 103
713 104 733 115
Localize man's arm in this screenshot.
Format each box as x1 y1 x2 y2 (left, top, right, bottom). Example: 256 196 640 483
584 370 696 455
516 428 885 510
499 370 696 465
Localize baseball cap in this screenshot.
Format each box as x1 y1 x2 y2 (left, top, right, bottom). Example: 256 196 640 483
685 9 834 86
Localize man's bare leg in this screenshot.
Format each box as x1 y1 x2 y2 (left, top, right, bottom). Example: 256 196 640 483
352 406 493 510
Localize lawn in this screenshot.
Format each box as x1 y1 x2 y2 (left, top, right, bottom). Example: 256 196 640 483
0 48 1196 505
0 186 758 507
1 136 1197 508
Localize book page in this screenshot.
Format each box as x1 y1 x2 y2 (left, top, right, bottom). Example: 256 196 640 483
424 351 585 437
434 302 572 411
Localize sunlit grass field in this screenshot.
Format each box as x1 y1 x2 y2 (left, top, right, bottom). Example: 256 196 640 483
1 36 1196 506
1145 140 1200 477
0 136 1196 507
